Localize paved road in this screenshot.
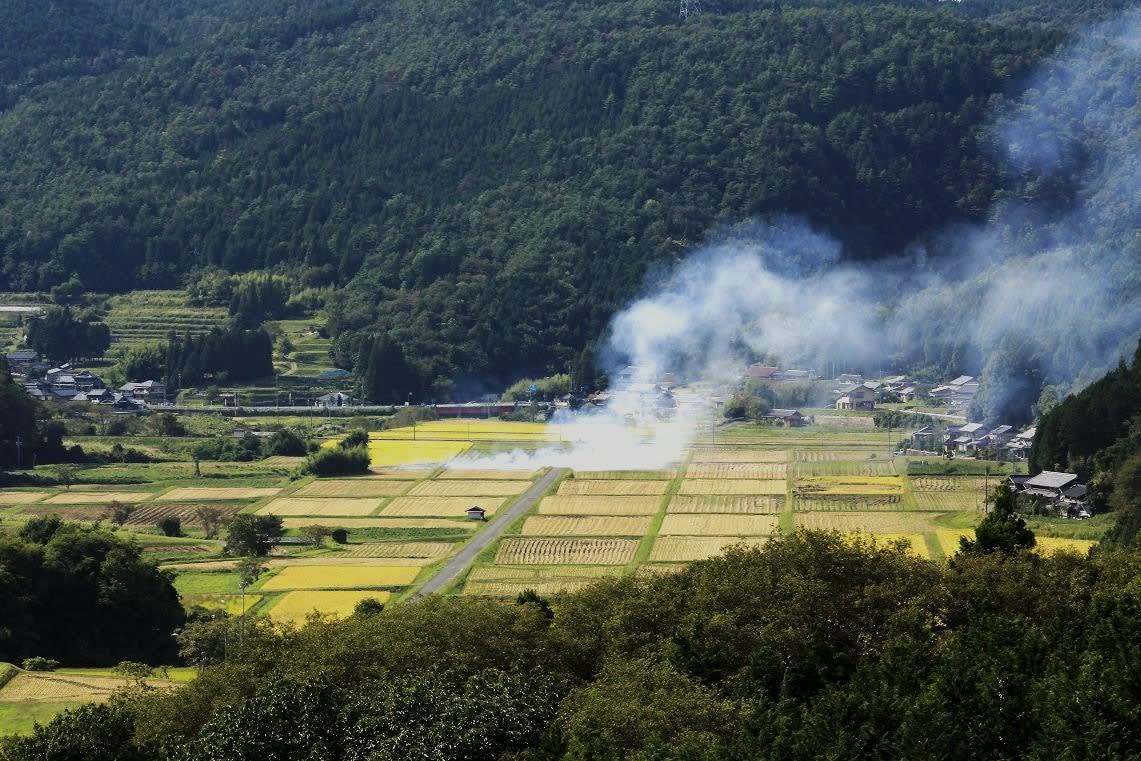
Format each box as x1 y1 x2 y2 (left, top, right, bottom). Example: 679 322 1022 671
411 467 568 598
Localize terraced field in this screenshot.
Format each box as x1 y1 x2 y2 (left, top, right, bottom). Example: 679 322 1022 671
102 291 228 350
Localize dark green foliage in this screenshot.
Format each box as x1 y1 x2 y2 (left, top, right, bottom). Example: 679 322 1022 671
1102 450 1141 548
959 482 1036 554
261 428 309 457
305 445 370 476
968 336 1045 426
339 429 369 449
163 326 274 386
17 515 63 545
356 335 418 404
353 598 385 617
224 514 282 557
14 534 1141 760
25 307 111 363
330 528 349 544
0 522 183 665
228 273 291 326
192 435 261 462
0 359 67 469
158 516 182 538
19 657 59 672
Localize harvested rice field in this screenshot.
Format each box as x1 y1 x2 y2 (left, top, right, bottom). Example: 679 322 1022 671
914 492 984 511
464 579 597 596
0 491 47 504
261 456 306 467
294 480 411 498
658 514 778 536
409 480 528 497
691 448 789 463
795 449 888 462
14 504 109 521
678 479 786 495
42 491 151 504
259 497 381 516
260 565 420 590
686 462 787 479
636 563 688 576
538 495 662 515
572 470 677 480
796 476 903 494
795 512 936 533
381 496 506 517
363 468 435 480
365 439 471 466
520 515 652 536
557 479 668 496
338 542 456 558
669 495 785 514
649 536 768 562
495 538 639 565
466 565 623 581
0 673 132 703
268 590 393 623
280 517 475 530
794 460 898 477
795 494 903 511
911 476 990 492
437 469 536 480
372 420 563 441
157 487 280 501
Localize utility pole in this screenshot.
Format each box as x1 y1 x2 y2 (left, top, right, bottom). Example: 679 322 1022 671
14 436 22 468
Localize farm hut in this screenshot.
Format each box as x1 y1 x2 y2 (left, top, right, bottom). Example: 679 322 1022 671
762 408 806 427
1022 471 1082 501
746 364 779 380
465 506 487 521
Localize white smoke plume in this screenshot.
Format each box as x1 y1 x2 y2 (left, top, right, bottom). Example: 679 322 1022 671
450 10 1139 471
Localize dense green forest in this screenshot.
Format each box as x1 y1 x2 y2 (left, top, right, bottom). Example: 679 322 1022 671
0 0 1133 389
4 533 1140 760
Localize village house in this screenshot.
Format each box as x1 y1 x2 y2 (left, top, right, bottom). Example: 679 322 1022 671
745 364 779 380
120 380 166 402
773 368 815 381
761 408 807 427
947 422 989 453
315 391 358 408
836 382 877 410
985 425 1014 448
910 426 942 453
5 349 40 369
1014 471 1089 516
930 375 979 408
1006 426 1036 460
465 506 487 521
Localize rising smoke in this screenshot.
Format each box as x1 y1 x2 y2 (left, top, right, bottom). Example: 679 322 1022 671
451 10 1140 471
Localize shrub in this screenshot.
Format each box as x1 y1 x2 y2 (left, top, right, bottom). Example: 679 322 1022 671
158 516 182 537
262 428 310 457
305 446 370 476
21 657 60 672
330 528 349 544
340 429 370 449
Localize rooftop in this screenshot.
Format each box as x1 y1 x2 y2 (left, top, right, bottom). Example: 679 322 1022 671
1025 471 1079 489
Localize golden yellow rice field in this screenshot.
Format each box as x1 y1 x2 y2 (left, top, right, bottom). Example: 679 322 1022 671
438 469 536 480
258 497 382 516
260 565 420 590
844 532 930 558
282 517 475 530
691 449 790 463
380 496 505 517
686 462 788 479
658 514 779 536
649 536 768 562
557 479 668 496
538 495 662 515
338 542 456 558
268 590 393 623
1034 537 1097 556
668 495 785 513
365 439 471 466
408 480 528 497
936 529 973 557
495 538 639 565
372 420 565 442
520 515 652 536
156 487 280 501
0 491 48 504
678 479 786 495
795 512 936 533
294 480 411 498
43 491 151 504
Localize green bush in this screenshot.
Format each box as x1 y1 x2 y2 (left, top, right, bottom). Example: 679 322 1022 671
21 657 59 672
304 446 370 476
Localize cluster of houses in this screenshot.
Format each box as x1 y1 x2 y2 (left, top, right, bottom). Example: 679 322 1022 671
910 421 1037 460
1009 470 1090 518
6 351 165 415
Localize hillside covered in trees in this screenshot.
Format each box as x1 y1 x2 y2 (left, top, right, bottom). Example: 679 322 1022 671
0 0 1134 391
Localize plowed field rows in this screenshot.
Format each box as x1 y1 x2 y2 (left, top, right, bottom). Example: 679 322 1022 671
467 566 623 581
649 536 768 562
125 502 242 526
796 476 903 494
538 496 662 515
339 542 456 558
294 480 410 498
464 580 597 596
658 514 778 536
558 480 668 496
409 480 528 497
914 492 981 511
520 516 652 536
794 494 903 511
911 476 990 492
43 491 151 504
669 495 785 513
380 497 506 517
495 538 638 565
686 462 787 479
678 479 785 495
794 461 897 476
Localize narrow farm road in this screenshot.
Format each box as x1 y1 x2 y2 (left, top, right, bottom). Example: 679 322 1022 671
410 467 568 598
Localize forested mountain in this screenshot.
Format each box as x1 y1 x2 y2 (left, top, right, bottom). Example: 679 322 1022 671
0 0 1132 388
